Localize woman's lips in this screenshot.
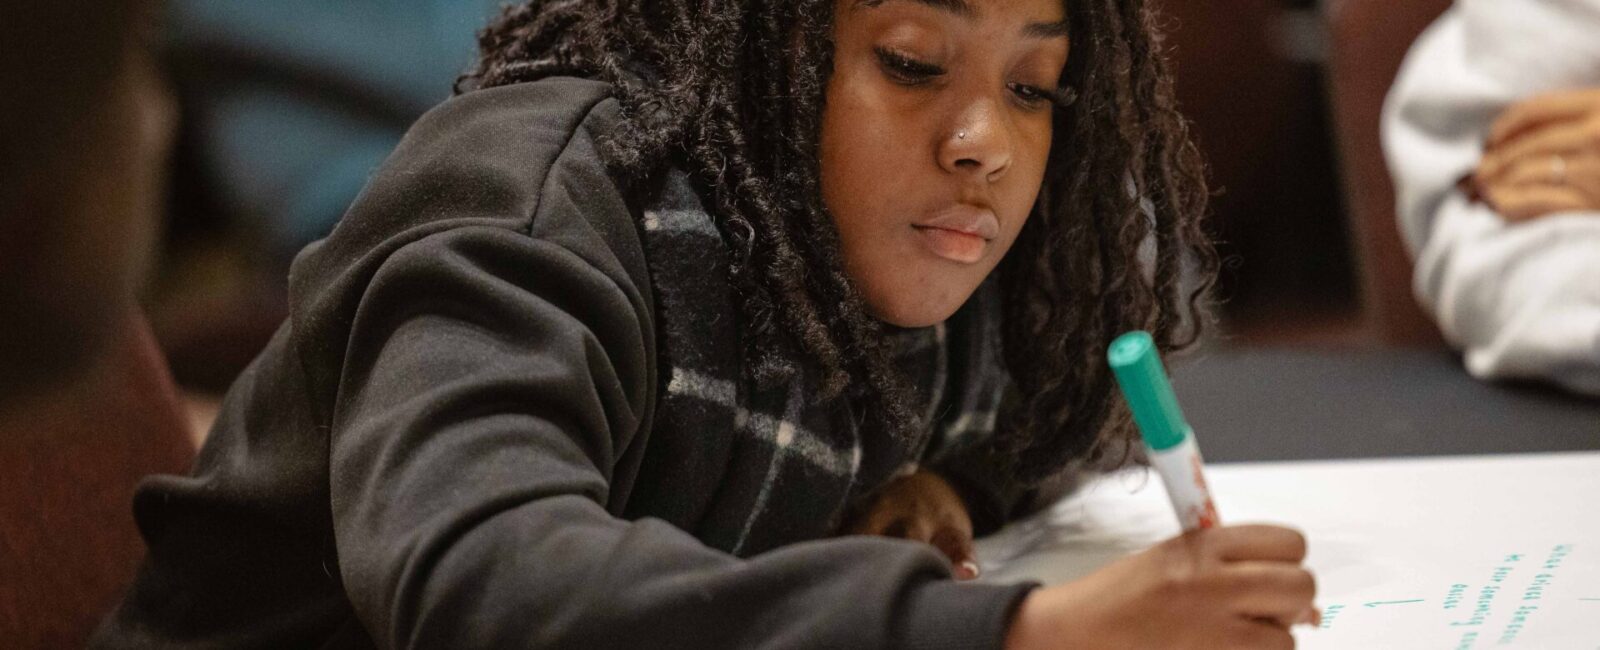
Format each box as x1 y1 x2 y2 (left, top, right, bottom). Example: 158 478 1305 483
913 205 999 264
914 226 988 263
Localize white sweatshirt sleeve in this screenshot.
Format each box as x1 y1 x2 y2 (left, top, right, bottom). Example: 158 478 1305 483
1381 0 1600 396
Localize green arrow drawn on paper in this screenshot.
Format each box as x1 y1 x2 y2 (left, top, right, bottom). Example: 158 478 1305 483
1364 599 1425 608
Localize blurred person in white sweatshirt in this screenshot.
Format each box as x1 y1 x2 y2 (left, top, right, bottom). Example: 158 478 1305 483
1384 0 1600 396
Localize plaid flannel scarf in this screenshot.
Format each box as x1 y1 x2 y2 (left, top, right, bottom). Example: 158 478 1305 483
626 169 1009 557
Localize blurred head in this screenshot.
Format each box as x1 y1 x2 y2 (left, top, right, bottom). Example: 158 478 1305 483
0 0 174 399
466 0 1213 481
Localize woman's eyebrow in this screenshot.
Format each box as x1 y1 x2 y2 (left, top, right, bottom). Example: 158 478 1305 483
856 0 1070 39
857 0 975 18
1022 20 1071 40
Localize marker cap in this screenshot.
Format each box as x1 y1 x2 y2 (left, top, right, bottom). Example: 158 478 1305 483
1107 330 1190 451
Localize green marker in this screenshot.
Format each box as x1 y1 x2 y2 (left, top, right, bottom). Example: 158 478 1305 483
1108 330 1220 530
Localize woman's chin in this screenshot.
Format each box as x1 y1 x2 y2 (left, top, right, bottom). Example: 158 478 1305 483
863 291 970 329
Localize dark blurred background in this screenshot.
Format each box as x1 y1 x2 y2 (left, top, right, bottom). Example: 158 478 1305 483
1151 0 1449 349
1162 0 1357 343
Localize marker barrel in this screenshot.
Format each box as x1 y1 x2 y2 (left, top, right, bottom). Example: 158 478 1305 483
1107 330 1221 531
1145 433 1220 530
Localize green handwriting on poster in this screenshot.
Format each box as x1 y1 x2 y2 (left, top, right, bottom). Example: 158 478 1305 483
1317 543 1578 648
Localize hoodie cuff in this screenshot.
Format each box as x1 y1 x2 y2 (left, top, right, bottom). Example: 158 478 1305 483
895 579 1040 650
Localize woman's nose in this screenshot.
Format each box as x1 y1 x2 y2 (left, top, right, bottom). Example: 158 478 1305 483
938 101 1014 183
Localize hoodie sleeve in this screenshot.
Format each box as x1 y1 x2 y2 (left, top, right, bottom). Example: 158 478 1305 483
314 80 1037 650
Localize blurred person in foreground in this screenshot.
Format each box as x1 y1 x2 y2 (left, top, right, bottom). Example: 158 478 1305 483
0 0 171 401
0 0 189 646
1385 0 1600 396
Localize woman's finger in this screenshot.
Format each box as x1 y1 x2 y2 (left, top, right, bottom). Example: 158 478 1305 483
930 526 979 579
1480 120 1596 181
1488 88 1600 147
1229 617 1297 650
1485 184 1591 222
1497 153 1576 187
1554 154 1600 205
1206 525 1308 564
1482 152 1600 210
1221 563 1318 628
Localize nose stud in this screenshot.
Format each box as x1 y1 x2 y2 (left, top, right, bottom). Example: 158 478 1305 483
957 131 967 140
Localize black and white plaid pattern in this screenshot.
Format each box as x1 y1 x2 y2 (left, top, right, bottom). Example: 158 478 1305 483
627 169 1009 557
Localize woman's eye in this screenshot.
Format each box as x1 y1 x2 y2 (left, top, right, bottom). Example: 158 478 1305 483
874 47 944 85
1009 82 1075 110
1009 82 1048 107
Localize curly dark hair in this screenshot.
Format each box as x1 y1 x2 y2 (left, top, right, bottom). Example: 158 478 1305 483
458 0 1216 483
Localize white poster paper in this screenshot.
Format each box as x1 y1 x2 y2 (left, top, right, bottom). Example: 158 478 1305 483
977 452 1600 648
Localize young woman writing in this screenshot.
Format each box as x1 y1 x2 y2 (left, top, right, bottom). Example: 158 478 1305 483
98 0 1316 647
